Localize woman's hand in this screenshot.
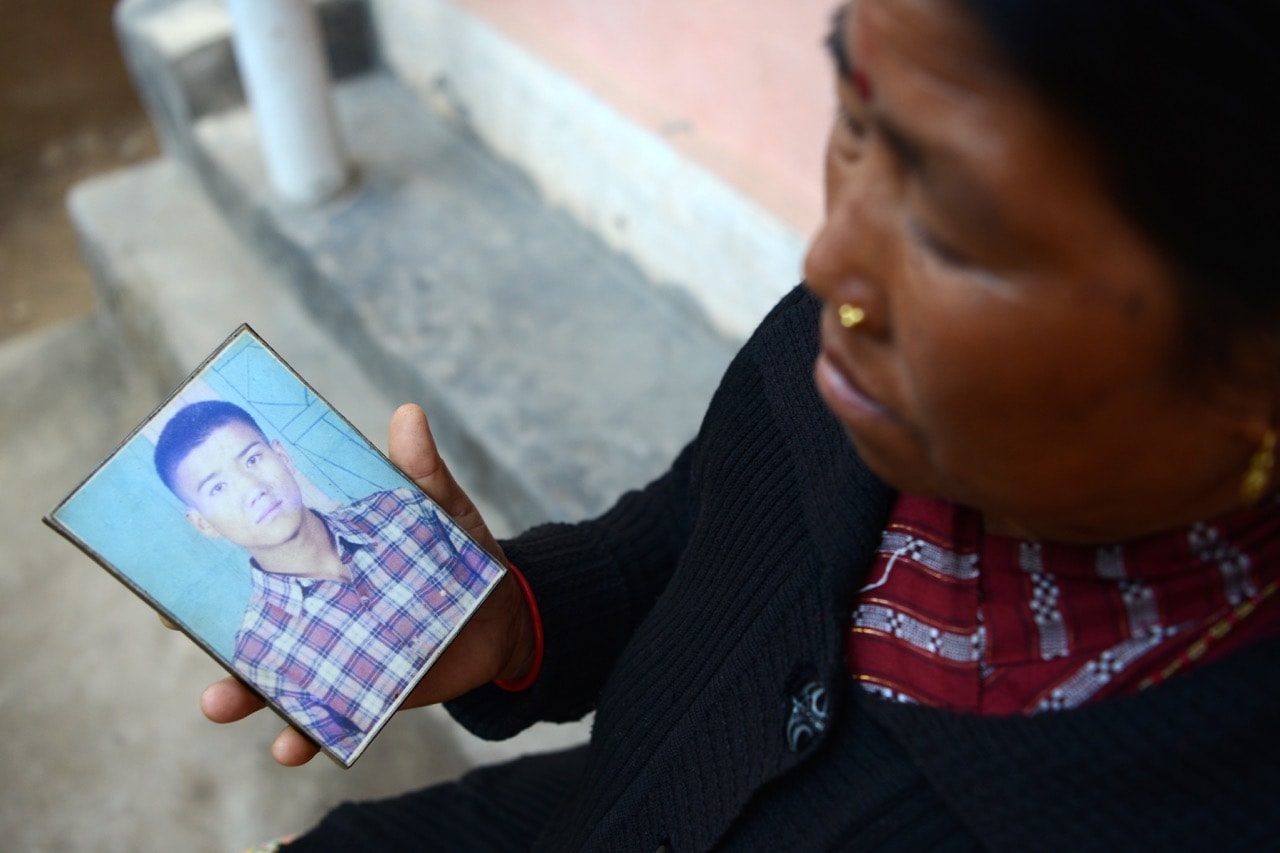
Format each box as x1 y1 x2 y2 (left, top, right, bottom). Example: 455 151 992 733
200 404 536 766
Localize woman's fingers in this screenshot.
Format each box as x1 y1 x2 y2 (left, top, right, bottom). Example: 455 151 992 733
200 676 267 723
388 403 472 520
388 403 504 559
271 727 322 767
201 677 322 766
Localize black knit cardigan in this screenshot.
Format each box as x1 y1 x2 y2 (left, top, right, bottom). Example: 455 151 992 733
446 286 1280 851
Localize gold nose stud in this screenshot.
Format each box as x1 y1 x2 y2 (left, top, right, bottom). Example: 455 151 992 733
838 304 866 329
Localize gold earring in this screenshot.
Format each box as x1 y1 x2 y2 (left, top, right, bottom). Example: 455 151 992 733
838 304 866 329
1241 429 1277 506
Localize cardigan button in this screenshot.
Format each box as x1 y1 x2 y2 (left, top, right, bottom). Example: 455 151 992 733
785 679 829 753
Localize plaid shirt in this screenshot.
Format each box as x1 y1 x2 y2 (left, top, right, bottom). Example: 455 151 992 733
232 487 505 763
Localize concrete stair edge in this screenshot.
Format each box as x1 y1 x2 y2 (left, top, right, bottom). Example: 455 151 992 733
99 0 743 531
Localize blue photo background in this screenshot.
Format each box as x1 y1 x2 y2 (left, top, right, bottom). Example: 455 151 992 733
52 330 413 660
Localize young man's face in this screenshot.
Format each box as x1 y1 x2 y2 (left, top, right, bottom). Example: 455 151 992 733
173 420 308 551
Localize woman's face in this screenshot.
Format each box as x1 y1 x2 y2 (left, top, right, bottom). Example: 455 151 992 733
805 0 1267 543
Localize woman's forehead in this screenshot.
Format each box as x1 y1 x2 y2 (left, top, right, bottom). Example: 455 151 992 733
846 0 1015 93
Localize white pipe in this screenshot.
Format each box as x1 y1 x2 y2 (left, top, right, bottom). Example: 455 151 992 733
225 0 350 206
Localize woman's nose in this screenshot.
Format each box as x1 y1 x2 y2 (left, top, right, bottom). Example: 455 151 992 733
803 146 898 338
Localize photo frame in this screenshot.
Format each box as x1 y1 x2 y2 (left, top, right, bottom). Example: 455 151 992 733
45 325 507 766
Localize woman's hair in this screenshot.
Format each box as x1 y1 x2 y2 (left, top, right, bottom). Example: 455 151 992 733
955 0 1280 358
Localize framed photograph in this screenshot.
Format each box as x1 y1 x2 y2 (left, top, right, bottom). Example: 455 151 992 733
45 325 507 766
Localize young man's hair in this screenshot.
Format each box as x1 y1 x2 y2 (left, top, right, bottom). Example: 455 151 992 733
154 400 268 500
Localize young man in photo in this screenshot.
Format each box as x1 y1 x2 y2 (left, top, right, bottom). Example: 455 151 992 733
154 400 504 761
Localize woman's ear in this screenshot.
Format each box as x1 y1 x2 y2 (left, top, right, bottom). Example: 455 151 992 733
1202 338 1280 506
1204 331 1280 435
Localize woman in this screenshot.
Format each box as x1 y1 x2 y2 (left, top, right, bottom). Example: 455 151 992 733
213 0 1280 848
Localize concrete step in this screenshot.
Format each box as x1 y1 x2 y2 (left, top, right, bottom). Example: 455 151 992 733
115 0 803 341
106 0 739 532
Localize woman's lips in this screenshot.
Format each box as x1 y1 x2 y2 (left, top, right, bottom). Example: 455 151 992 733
814 349 898 425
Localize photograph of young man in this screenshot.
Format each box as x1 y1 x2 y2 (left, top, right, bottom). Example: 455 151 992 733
153 399 503 761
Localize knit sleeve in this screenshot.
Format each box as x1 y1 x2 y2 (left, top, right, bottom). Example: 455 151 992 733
444 439 699 737
444 285 814 739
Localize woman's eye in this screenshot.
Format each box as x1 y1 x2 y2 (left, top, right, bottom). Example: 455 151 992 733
907 216 970 269
837 106 866 140
831 107 868 163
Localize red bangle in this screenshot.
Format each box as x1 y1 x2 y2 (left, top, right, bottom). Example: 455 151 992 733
493 562 544 692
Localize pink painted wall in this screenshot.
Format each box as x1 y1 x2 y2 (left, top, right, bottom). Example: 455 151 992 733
453 0 837 234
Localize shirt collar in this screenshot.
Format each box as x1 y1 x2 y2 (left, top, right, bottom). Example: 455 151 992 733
246 506 373 616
